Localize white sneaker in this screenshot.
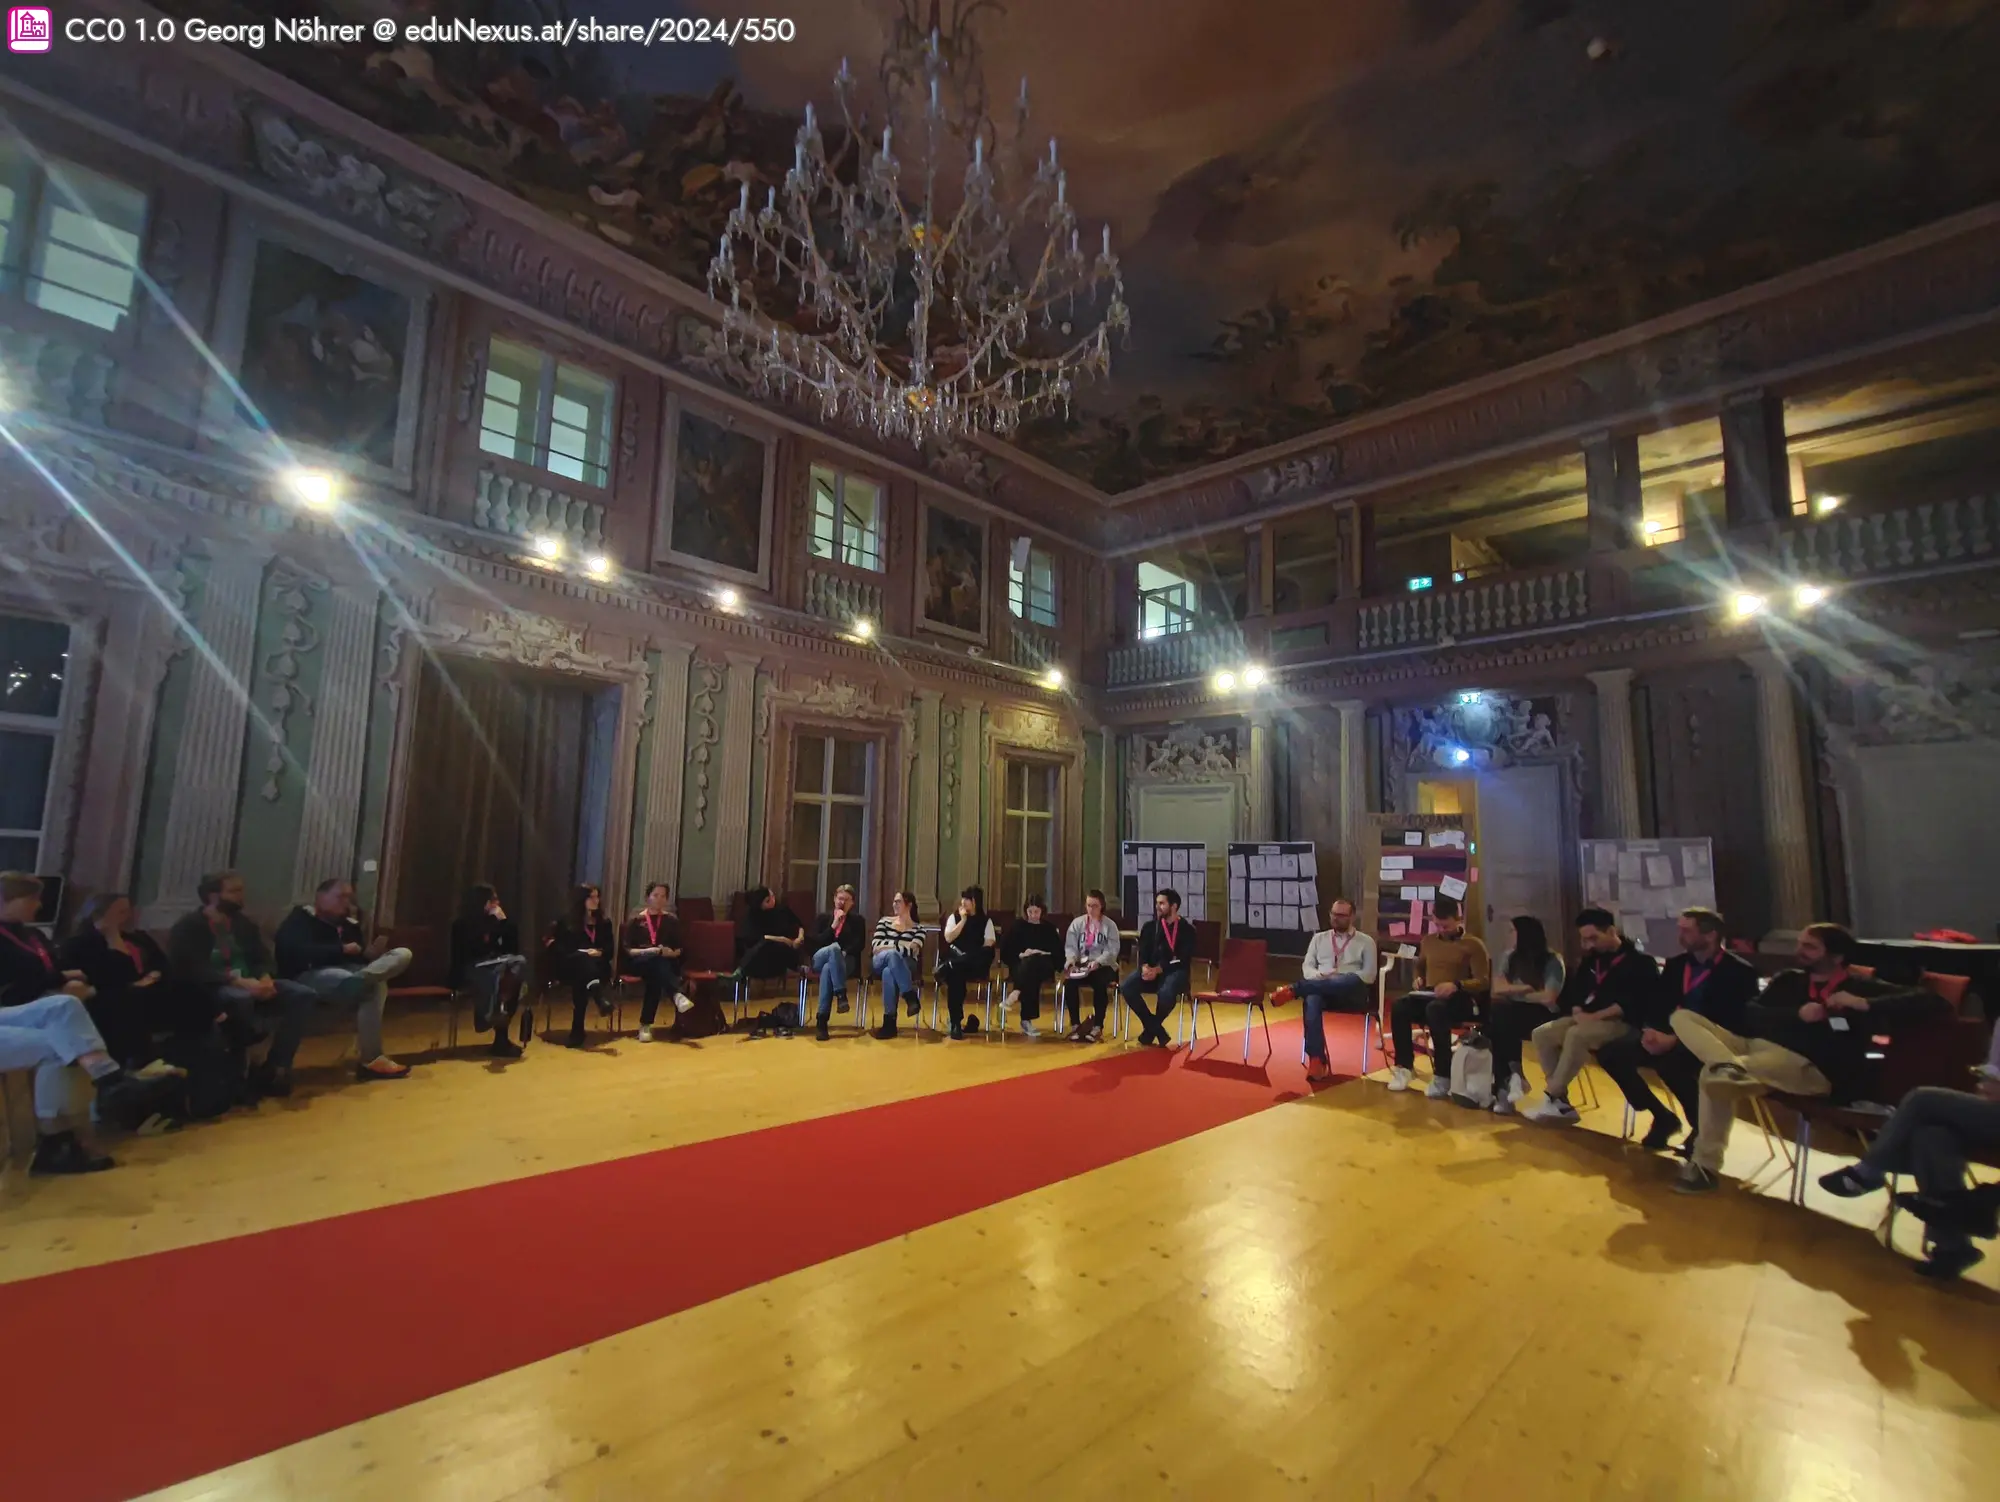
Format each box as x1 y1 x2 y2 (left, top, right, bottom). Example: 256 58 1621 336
673 992 694 1014
1524 1097 1581 1124
1425 1076 1451 1100
1387 1067 1414 1092
637 1026 654 1042
1507 1072 1529 1104
1491 1094 1517 1116
1020 1020 1041 1038
1004 988 1021 1012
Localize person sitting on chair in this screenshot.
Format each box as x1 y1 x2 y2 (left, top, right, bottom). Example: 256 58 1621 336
868 892 926 1040
733 887 806 989
58 891 170 1071
1120 888 1197 1047
166 870 316 1100
549 884 615 1048
1386 895 1490 1096
1595 907 1758 1153
1670 922 1947 1195
1061 890 1121 1043
1000 896 1062 1038
807 885 869 1041
1523 908 1658 1124
937 887 998 1040
1 870 76 1007
0 988 177 1175
1483 915 1566 1115
624 882 692 1043
449 884 526 1059
273 878 414 1081
1296 897 1379 1082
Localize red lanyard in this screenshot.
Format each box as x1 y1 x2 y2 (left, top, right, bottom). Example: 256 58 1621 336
1330 931 1354 965
832 911 845 937
1808 969 1848 1004
1682 957 1715 996
0 925 53 968
1085 920 1099 947
642 913 662 946
207 914 236 969
1162 918 1181 952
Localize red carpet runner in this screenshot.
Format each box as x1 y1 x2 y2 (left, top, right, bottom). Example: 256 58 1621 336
4 1017 1355 1500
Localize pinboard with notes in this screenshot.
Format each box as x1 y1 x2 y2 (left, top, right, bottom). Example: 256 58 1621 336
1362 814 1476 955
1120 841 1209 924
1226 842 1319 956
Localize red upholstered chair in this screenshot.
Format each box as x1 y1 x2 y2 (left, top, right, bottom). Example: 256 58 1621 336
1920 971 1972 1012
676 897 715 924
681 920 746 1026
1191 938 1272 1062
782 891 817 926
379 925 459 1048
1191 919 1223 991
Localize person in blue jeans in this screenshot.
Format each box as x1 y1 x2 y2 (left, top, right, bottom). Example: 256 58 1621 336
1296 897 1379 1080
868 891 927 1039
809 884 869 1040
0 989 171 1175
1120 888 1197 1046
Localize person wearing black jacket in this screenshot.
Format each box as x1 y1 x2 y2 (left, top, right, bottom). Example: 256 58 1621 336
0 870 75 1007
806 884 869 1039
1524 909 1659 1124
936 886 998 1040
548 883 615 1048
273 878 414 1080
1596 908 1760 1152
1671 921 1948 1194
624 882 693 1042
166 870 316 1097
1000 896 1062 1038
59 892 170 1067
732 887 806 984
1120 888 1197 1047
449 884 526 1058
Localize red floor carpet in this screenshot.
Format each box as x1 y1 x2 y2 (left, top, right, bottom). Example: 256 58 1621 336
4 1016 1359 1501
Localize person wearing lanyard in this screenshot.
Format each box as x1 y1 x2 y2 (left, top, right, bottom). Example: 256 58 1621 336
1596 907 1760 1153
1671 922 1946 1195
624 883 694 1042
0 870 75 1007
806 884 869 1040
1120 888 1198 1047
1296 898 1378 1081
165 870 316 1099
1524 909 1659 1123
1061 890 1121 1043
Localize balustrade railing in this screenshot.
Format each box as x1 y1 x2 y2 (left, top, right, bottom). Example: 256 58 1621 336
1106 625 1247 688
1776 495 1995 579
1356 566 1589 651
804 566 883 625
1008 622 1058 670
472 467 606 551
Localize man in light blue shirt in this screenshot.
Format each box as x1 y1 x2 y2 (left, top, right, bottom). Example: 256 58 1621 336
1297 897 1378 1080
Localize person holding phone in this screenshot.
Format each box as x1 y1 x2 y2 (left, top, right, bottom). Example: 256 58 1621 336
1000 896 1062 1037
1061 890 1121 1042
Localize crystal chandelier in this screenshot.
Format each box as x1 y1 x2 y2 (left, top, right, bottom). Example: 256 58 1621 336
707 0 1130 447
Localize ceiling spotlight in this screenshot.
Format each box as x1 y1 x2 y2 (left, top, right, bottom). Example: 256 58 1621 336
530 533 564 562
851 617 876 640
1731 592 1768 620
716 587 741 610
1813 494 1844 515
583 554 613 581
1242 664 1269 689
1794 583 1828 610
1042 667 1065 690
1213 669 1238 694
285 469 339 513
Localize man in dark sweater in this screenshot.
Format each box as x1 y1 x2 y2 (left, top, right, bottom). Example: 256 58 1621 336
166 870 316 1097
1119 888 1197 1046
1597 908 1761 1152
1523 908 1659 1124
1671 921 1949 1194
273 878 414 1081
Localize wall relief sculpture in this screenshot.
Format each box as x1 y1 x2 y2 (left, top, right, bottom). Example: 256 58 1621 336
756 674 902 738
1838 654 2000 746
248 108 470 252
1133 727 1242 781
1392 692 1559 772
430 609 629 677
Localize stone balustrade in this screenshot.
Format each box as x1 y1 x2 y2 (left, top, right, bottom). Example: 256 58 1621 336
1776 495 1995 580
472 467 606 551
804 566 883 626
1007 622 1059 670
1106 625 1246 688
1357 566 1590 651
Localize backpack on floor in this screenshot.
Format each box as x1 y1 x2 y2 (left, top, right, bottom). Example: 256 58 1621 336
1449 1031 1495 1109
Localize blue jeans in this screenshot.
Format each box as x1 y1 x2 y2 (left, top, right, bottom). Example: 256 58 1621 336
0 992 109 1118
217 979 317 1070
872 949 916 1005
1296 973 1371 1059
812 944 849 1023
1119 965 1189 1039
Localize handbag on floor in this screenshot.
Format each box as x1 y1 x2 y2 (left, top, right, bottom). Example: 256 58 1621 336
1449 1030 1495 1109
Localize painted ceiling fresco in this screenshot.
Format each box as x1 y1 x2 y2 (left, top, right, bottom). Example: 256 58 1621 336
175 0 2000 491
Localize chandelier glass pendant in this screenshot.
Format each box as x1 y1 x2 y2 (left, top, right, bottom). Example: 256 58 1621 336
707 3 1130 447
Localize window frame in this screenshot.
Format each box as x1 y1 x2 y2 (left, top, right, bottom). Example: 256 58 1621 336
0 143 150 336
478 334 617 491
998 758 1059 914
1007 538 1059 628
1137 576 1197 639
806 463 886 573
0 611 74 875
786 731 875 914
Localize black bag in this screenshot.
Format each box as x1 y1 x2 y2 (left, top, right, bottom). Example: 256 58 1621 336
159 1031 245 1119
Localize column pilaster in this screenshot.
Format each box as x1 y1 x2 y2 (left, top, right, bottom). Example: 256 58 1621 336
1743 649 1815 942
640 639 697 891
1334 699 1369 903
291 584 380 896
1585 667 1643 841
710 653 761 902
909 689 943 914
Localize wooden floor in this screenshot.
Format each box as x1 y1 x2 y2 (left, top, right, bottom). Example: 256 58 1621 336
6 1006 1998 1501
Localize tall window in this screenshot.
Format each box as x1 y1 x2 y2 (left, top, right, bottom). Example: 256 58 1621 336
789 733 872 911
0 141 148 333
1008 539 1057 627
0 615 71 873
808 464 884 571
479 336 616 487
1137 561 1196 639
1000 760 1057 913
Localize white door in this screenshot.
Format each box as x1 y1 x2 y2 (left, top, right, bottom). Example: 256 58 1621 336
1136 783 1237 923
1479 764 1565 944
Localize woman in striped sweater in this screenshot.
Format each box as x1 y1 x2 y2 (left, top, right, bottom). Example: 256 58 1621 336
868 891 926 1040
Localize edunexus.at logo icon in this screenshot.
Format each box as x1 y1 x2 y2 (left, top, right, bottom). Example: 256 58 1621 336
8 7 53 51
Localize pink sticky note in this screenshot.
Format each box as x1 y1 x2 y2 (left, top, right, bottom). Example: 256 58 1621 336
1468 868 1479 883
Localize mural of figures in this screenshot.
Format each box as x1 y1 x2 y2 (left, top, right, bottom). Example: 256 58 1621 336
919 503 987 639
663 409 771 583
236 240 411 469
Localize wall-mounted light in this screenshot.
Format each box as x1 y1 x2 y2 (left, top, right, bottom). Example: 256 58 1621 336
530 533 564 563
283 468 339 513
1212 669 1238 693
1042 667 1065 690
1793 583 1828 610
715 587 742 610
1813 494 1844 516
583 554 613 582
1241 664 1269 688
1730 592 1767 620
850 617 876 640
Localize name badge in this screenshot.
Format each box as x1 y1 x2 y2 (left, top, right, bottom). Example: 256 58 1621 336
1828 1016 1851 1033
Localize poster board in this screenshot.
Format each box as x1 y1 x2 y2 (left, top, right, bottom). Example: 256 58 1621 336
1579 838 1716 956
1227 842 1319 957
1120 841 1208 923
1362 814 1475 957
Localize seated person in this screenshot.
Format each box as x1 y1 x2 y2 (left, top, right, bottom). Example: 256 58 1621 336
868 891 927 1039
1000 896 1062 1038
733 886 805 987
1524 908 1659 1124
0 870 74 1007
1296 897 1378 1081
1671 922 1949 1195
449 884 527 1058
166 870 316 1098
807 884 868 1040
273 878 414 1080
624 882 693 1042
0 989 175 1174
1119 888 1196 1047
1387 895 1489 1096
1596 907 1758 1152
1061 890 1121 1043
1820 1071 2000 1281
548 884 615 1048
937 886 998 1040
58 891 170 1070
1484 914 1566 1115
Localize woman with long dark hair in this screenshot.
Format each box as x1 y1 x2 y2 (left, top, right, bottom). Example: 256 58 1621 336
623 881 692 1042
732 886 806 985
868 891 926 1040
937 885 998 1040
1485 913 1567 1113
549 883 615 1048
1000 895 1062 1038
58 892 169 1068
450 883 526 1058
